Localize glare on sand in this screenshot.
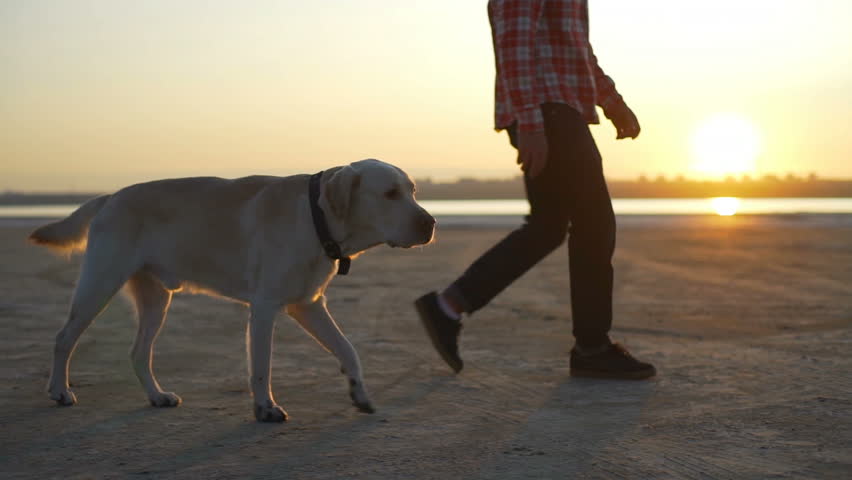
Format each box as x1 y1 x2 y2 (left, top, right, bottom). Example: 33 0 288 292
711 197 740 216
691 113 761 177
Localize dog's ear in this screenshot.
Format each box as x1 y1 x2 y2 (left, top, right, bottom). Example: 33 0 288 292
324 166 361 219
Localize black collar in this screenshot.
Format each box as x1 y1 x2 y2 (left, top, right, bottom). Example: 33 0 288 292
309 171 351 275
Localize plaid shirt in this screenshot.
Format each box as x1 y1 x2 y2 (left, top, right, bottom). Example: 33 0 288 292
488 0 622 132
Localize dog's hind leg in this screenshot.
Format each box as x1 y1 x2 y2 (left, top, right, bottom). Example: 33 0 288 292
287 297 375 414
48 242 136 406
126 271 180 407
247 301 288 422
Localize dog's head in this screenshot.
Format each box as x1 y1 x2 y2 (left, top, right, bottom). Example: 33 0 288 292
323 159 435 248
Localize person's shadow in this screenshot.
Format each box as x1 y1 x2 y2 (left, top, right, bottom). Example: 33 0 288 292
473 375 655 478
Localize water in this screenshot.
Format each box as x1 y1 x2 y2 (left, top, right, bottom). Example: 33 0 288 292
2 198 852 219
0 205 80 218
423 198 852 216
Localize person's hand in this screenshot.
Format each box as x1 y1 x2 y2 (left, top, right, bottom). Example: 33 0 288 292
517 129 548 178
605 101 641 139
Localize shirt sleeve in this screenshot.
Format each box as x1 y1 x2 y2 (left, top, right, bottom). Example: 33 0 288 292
489 0 546 132
588 45 623 112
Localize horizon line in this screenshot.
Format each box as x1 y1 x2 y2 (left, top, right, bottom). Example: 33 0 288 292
5 172 852 195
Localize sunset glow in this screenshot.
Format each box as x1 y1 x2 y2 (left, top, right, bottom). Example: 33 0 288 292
711 197 740 216
1 1 851 190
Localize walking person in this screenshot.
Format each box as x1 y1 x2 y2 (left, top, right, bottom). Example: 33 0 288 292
415 0 656 379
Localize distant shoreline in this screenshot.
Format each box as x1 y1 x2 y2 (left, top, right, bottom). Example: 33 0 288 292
4 175 852 204
5 213 852 230
414 175 852 200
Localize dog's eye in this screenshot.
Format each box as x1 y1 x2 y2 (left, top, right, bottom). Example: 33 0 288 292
384 188 400 200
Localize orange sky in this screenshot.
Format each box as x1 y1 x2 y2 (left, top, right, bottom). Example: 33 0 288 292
2 0 851 191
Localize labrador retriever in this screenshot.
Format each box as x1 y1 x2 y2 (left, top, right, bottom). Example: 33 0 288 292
29 158 435 422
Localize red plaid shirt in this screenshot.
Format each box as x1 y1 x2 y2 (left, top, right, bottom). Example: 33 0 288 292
488 0 622 132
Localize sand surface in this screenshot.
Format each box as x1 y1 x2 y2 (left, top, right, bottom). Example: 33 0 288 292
1 215 850 479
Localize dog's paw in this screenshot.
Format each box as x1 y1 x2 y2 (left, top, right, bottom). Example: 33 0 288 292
254 402 289 423
352 398 376 414
348 380 375 414
49 389 77 406
149 391 182 408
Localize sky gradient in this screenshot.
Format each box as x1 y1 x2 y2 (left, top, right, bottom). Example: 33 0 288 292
2 0 851 191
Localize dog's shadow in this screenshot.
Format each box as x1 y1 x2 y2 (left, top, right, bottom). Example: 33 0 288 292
132 367 457 476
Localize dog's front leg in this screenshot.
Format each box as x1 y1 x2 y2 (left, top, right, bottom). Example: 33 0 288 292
287 297 375 413
248 301 288 422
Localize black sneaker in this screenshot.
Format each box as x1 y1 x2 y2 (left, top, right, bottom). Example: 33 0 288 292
415 292 463 373
570 342 656 380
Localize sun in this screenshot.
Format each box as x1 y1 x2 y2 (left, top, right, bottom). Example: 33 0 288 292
691 113 761 178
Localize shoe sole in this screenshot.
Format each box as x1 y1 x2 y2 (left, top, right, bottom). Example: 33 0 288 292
570 366 657 380
415 298 463 373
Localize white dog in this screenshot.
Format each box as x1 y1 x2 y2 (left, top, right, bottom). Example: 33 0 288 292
30 159 435 422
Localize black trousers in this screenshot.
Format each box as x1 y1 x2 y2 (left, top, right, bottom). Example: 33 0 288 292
447 103 616 348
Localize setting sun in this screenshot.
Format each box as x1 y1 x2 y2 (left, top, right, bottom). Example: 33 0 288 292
691 114 761 178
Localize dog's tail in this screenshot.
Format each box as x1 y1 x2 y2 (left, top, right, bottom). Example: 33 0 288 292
29 195 111 254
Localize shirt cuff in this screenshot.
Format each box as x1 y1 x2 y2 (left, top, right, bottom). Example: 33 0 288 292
598 88 623 112
516 106 544 132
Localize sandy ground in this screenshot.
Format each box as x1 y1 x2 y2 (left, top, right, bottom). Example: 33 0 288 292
1 215 850 479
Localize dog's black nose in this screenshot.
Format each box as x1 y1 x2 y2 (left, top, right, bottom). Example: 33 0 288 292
419 213 436 243
421 214 436 229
